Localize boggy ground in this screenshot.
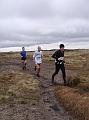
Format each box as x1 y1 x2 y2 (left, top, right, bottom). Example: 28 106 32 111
28 49 89 120
0 52 75 120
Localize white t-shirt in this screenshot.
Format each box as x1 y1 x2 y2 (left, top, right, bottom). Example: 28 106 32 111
33 51 43 64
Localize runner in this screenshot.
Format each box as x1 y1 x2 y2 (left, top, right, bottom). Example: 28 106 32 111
33 46 43 77
20 47 27 70
52 44 66 85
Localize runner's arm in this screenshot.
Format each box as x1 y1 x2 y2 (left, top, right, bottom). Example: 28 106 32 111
20 52 23 57
52 51 57 59
33 52 36 60
41 52 43 59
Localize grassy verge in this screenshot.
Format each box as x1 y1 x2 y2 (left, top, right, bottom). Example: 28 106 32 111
54 49 89 120
55 86 89 120
0 71 40 105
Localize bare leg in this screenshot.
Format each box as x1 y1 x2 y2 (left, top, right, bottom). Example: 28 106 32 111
34 65 36 71
24 60 27 70
36 64 41 77
22 60 27 70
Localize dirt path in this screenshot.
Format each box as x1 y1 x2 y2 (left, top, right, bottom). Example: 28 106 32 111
26 59 75 120
0 59 75 120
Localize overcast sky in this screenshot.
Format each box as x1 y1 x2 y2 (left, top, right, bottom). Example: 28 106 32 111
0 0 89 48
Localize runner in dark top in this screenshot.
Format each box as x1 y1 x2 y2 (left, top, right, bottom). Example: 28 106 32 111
52 44 66 85
20 47 27 70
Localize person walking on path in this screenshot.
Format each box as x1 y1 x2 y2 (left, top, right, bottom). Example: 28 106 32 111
33 46 43 77
52 44 66 85
20 47 27 70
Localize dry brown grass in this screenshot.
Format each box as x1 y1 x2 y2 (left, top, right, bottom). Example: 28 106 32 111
65 50 87 71
55 86 89 120
67 75 81 87
54 49 89 120
0 50 89 119
0 70 40 105
78 83 89 92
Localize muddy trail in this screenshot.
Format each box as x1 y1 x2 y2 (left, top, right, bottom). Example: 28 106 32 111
0 58 75 120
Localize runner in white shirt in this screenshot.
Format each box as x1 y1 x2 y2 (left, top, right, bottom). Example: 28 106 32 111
33 46 43 77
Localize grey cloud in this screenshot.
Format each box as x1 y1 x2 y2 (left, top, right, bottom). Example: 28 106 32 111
0 0 89 48
0 0 53 18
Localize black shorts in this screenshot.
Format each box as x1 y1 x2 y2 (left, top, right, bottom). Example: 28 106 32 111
21 57 26 60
